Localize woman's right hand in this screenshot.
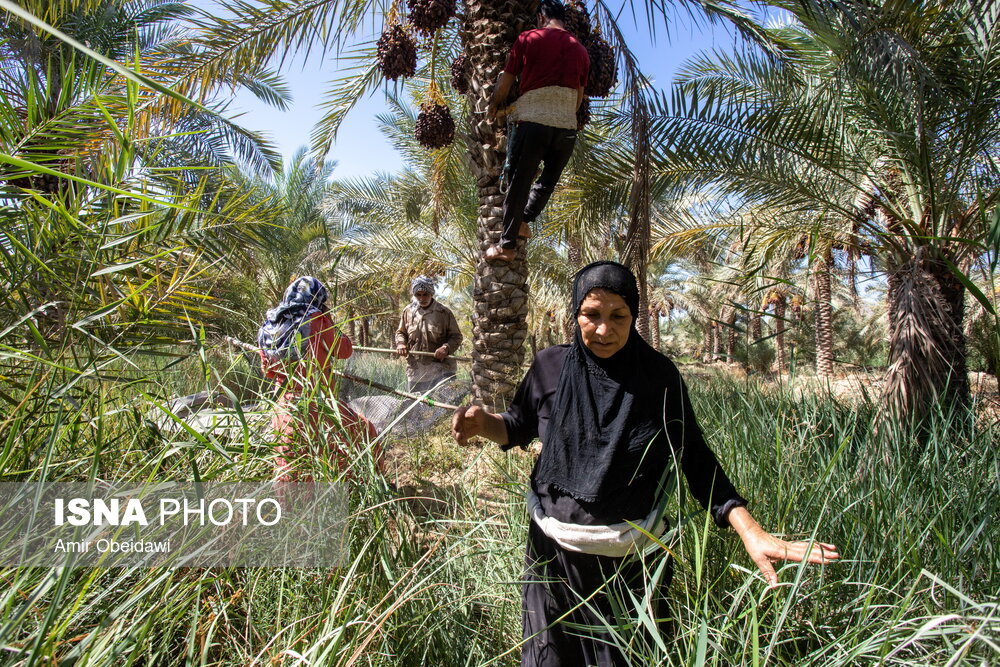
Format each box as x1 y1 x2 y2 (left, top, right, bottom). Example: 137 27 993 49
452 405 510 446
452 405 485 445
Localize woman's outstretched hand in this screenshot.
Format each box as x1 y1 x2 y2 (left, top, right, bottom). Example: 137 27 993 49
452 405 509 446
452 405 484 445
726 506 840 588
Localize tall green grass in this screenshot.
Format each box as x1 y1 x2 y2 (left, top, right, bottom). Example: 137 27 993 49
0 351 997 665
653 379 999 665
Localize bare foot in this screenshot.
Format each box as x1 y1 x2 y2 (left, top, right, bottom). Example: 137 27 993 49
518 222 532 239
485 245 516 262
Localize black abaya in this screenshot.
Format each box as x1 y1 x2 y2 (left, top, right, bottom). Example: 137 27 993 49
500 262 746 666
502 346 745 666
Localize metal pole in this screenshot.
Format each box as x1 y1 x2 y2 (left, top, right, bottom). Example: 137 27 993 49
222 336 461 411
352 345 472 362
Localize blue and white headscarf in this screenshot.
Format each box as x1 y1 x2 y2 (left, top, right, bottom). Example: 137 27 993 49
257 277 329 360
410 276 436 299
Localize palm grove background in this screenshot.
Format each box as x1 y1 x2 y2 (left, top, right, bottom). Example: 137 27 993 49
1 0 998 664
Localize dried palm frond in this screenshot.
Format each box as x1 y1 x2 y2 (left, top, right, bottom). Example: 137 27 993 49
881 250 965 425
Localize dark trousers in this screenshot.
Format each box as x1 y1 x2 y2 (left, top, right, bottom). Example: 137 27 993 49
520 521 673 667
500 122 578 250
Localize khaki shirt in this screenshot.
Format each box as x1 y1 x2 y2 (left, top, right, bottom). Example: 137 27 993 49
394 300 463 379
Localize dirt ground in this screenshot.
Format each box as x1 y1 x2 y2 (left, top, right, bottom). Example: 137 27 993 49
680 364 1000 412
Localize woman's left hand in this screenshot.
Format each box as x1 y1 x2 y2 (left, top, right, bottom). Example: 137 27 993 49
726 506 839 588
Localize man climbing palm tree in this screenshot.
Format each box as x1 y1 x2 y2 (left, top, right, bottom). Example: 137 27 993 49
484 0 589 263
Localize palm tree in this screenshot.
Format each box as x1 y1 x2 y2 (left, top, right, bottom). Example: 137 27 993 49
164 0 787 408
812 246 835 377
0 87 273 364
737 213 842 378
764 286 791 375
1 0 284 185
657 0 1000 423
321 92 481 316
221 148 338 304
0 0 295 382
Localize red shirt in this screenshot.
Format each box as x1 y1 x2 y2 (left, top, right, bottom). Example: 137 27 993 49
503 27 589 96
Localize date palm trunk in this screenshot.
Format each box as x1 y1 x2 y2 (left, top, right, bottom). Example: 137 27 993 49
360 318 370 347
386 292 400 348
725 307 737 364
848 253 861 313
711 321 722 361
562 315 574 345
649 305 661 351
567 234 582 271
461 0 536 412
564 234 582 343
883 248 969 423
814 250 834 377
623 97 651 342
774 295 787 375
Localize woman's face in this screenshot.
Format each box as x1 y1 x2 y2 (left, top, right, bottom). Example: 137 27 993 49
577 288 632 358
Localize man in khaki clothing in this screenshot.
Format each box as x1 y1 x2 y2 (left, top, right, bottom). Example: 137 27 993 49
395 276 463 392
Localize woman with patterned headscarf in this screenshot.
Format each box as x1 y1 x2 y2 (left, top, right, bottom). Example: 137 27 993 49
259 276 379 483
453 261 839 666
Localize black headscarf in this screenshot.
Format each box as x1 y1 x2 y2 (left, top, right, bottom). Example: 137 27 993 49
533 261 673 502
257 276 329 358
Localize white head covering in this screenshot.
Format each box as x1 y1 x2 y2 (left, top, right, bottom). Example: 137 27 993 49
410 276 436 298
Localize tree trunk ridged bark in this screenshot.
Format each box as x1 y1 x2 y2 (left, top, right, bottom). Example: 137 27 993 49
346 306 356 341
567 234 582 271
360 318 370 347
649 306 660 351
746 310 762 373
814 251 835 377
623 99 651 342
750 312 761 341
462 1 535 412
562 315 574 344
385 292 400 349
564 235 582 343
711 321 721 361
726 308 737 363
883 249 969 423
848 253 861 313
774 296 787 375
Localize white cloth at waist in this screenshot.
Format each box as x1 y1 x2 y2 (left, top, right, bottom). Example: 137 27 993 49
513 86 579 130
527 489 665 558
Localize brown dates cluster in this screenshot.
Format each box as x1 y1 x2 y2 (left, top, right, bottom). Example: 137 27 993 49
376 24 417 81
414 102 456 149
407 0 456 35
450 53 468 95
564 0 618 127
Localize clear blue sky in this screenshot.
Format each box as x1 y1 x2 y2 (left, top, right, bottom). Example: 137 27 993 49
217 3 746 180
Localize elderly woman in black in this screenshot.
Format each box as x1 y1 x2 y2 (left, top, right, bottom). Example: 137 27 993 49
453 261 838 666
